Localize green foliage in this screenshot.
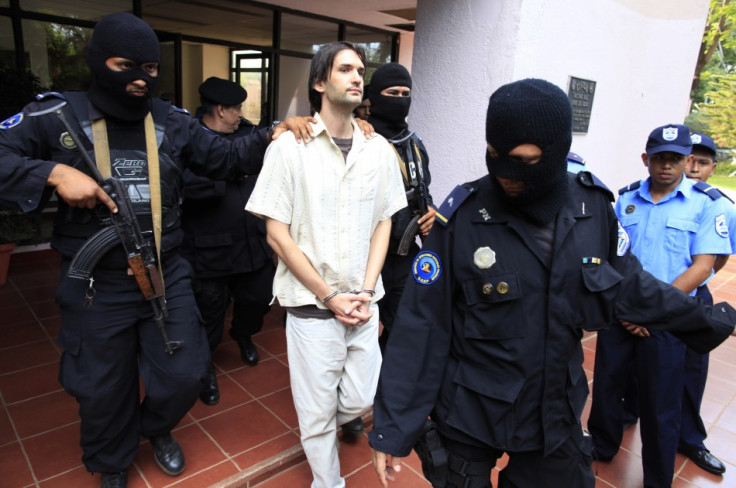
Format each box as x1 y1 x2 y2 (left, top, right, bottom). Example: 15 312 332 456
690 74 736 148
714 159 735 174
689 0 736 152
707 173 736 190
44 23 92 92
0 64 46 119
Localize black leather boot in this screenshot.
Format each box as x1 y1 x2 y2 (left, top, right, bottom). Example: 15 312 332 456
150 434 185 476
199 363 220 406
100 471 127 488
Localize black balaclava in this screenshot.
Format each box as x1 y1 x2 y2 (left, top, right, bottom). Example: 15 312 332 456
367 63 412 139
485 78 572 225
86 12 160 121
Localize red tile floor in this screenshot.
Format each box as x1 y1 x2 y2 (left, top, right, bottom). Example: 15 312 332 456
1 248 735 488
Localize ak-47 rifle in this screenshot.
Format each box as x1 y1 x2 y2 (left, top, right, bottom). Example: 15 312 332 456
390 131 430 256
28 101 183 354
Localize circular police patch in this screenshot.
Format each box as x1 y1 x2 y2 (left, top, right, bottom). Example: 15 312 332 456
413 251 442 285
0 112 23 130
59 132 76 149
625 204 635 214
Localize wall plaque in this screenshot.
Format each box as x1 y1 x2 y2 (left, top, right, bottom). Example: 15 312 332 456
568 77 596 134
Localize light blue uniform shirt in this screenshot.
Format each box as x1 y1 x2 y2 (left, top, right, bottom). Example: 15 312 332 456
616 176 731 296
713 191 736 255
697 189 736 286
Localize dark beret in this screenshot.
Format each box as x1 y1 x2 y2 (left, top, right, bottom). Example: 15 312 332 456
198 77 247 106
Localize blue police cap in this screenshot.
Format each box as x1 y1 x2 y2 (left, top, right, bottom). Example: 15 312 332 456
645 124 692 156
690 132 717 157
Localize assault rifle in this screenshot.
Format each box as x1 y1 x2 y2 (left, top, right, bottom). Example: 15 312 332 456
390 131 430 255
28 101 183 354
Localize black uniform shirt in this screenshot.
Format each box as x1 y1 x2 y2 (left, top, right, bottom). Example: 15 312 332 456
180 119 273 277
369 172 736 457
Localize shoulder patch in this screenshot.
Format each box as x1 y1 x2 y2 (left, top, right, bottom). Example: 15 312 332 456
576 171 613 202
715 213 729 238
34 91 66 102
617 221 631 256
412 251 442 285
0 112 23 130
435 184 474 227
618 180 641 195
693 180 722 201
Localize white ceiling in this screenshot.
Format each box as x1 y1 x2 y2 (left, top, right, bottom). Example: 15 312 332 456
20 0 416 45
142 0 417 48
260 0 417 32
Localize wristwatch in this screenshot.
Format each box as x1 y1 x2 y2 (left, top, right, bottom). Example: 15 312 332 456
267 120 281 141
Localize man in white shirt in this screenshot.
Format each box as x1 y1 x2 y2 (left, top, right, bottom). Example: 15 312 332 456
246 41 406 488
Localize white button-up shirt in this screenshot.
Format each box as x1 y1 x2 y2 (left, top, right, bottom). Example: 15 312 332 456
246 113 407 308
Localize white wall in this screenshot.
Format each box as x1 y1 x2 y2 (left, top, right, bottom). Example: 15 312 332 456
411 0 522 202
411 0 709 202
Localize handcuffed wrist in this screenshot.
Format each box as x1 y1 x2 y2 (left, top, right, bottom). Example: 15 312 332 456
321 290 339 303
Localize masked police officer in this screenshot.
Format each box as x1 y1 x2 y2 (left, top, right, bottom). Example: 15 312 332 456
0 12 310 488
366 63 435 354
368 79 736 488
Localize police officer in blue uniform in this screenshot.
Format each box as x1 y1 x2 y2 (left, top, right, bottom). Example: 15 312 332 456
180 78 313 406
368 79 736 488
589 124 732 488
0 13 308 488
676 132 734 475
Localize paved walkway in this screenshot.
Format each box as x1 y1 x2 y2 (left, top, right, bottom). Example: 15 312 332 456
1 249 735 487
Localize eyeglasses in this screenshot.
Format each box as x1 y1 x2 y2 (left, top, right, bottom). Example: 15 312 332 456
648 154 686 164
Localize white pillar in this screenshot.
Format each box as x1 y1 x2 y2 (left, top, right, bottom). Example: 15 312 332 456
411 0 709 201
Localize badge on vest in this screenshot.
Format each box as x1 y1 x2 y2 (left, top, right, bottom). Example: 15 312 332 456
0 112 23 130
715 213 729 238
59 132 76 149
473 246 495 269
413 251 442 285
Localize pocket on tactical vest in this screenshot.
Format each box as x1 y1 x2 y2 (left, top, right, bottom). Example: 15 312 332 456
578 261 624 331
461 273 525 339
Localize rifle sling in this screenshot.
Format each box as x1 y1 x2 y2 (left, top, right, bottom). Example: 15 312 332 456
91 115 165 293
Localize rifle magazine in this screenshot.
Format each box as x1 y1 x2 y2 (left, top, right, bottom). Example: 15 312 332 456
67 226 120 279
